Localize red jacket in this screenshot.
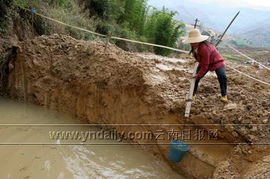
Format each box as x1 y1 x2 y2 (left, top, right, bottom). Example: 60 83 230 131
194 42 225 79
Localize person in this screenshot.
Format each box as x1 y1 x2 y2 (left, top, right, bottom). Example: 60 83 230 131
183 29 228 103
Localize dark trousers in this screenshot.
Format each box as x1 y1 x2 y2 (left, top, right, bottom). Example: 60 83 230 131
193 66 227 96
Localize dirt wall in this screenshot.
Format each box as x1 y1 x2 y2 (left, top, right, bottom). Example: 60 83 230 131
8 34 270 178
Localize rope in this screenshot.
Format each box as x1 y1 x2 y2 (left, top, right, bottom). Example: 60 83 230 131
18 6 188 54
112 36 188 53
20 7 107 38
227 66 270 86
226 44 270 71
16 6 270 87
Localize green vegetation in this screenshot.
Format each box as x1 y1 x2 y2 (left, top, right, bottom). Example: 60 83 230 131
229 38 251 47
80 0 185 55
0 0 13 33
7 0 185 55
222 53 247 62
144 7 185 55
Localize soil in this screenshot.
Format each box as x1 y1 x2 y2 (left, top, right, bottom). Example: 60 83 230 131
7 34 270 178
220 46 270 65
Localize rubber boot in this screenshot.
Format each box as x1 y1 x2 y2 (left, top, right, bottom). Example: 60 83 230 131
192 95 196 101
220 95 228 103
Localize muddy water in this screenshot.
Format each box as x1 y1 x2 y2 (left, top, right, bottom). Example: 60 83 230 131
0 97 183 179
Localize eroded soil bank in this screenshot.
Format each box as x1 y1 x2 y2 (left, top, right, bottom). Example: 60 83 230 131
7 34 270 178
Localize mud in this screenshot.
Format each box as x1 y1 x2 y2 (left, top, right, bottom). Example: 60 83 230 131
7 34 270 178
0 97 182 179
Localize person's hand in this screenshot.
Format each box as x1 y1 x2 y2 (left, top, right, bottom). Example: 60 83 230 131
8 63 14 72
192 75 197 79
191 59 197 64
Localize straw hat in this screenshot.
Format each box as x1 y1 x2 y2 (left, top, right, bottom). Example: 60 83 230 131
183 29 209 44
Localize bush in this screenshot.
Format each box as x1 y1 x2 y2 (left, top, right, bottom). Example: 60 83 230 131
0 0 13 34
145 7 185 55
81 0 185 55
7 0 186 55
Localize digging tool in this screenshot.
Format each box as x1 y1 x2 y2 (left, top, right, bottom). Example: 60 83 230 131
188 18 200 56
215 11 240 47
184 11 240 117
184 62 199 118
194 18 199 28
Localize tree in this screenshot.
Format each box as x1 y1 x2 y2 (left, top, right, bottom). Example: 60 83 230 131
80 0 185 55
145 7 185 55
119 0 147 35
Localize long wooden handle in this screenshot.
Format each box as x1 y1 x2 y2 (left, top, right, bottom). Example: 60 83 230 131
185 62 199 117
